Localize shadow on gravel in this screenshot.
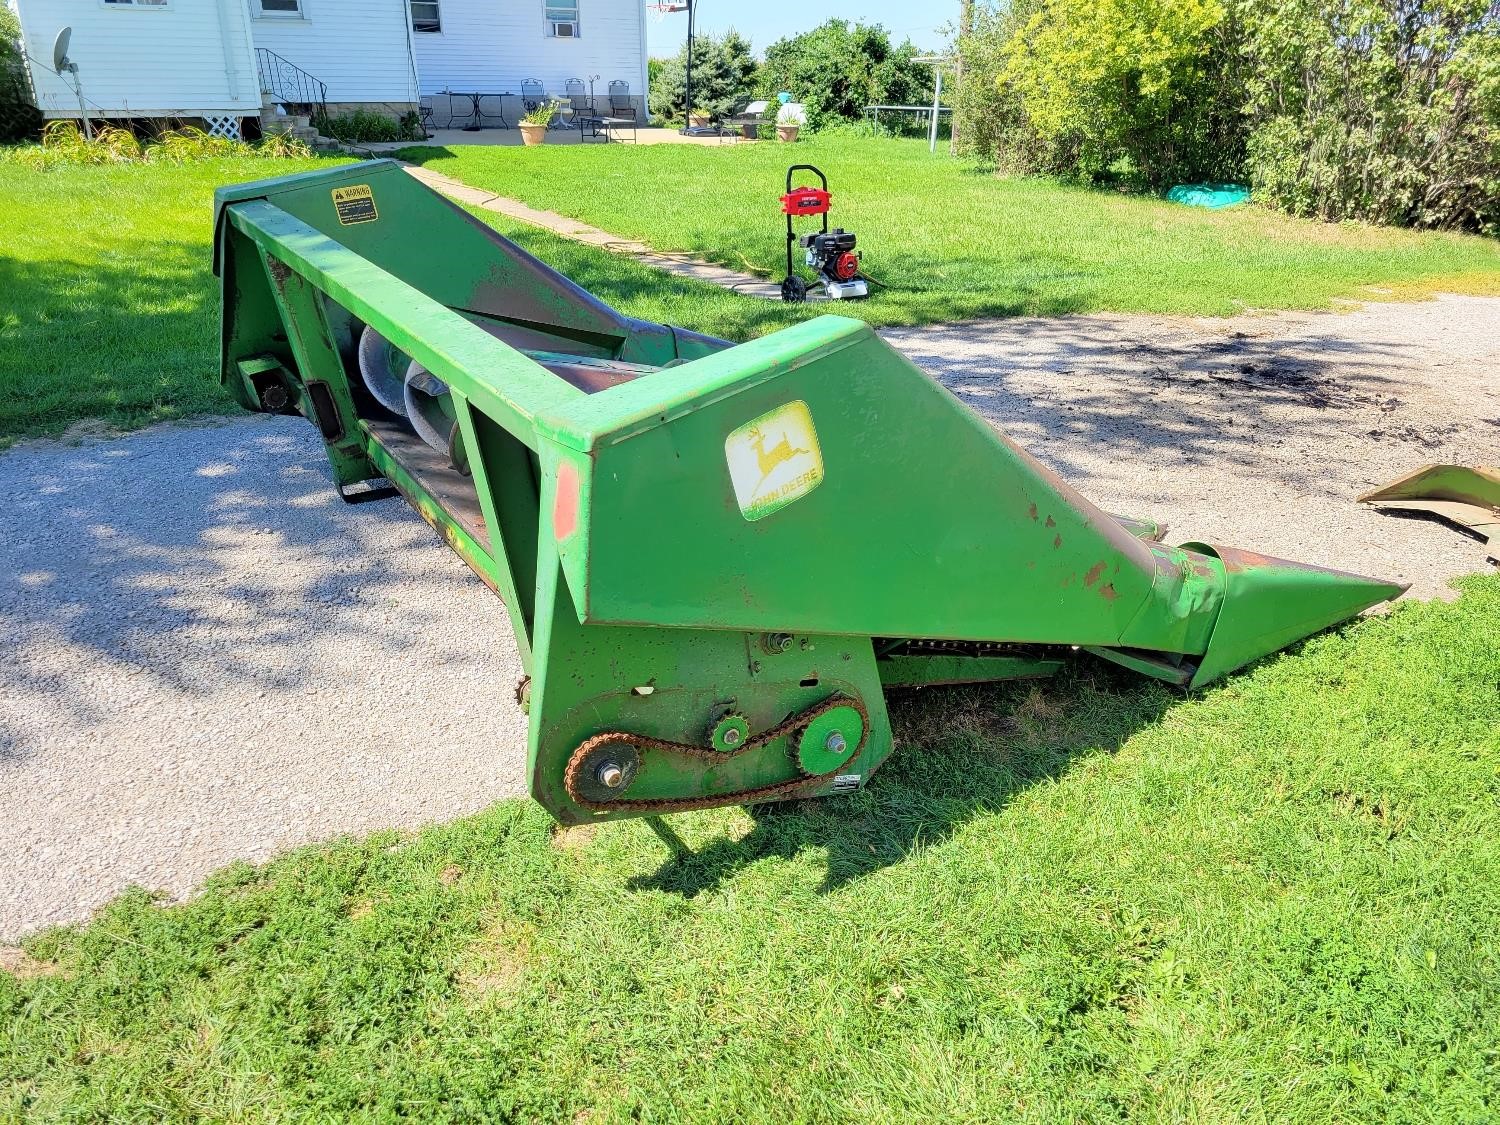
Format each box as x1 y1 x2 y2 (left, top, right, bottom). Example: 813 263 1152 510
0 423 483 761
630 665 1174 897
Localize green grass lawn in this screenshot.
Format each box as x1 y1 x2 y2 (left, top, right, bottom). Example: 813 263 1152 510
0 159 814 447
0 157 337 446
399 135 1500 323
3 145 1497 445
4 574 1499 1121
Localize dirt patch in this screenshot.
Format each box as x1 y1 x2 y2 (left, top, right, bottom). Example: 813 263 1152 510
885 294 1500 600
0 945 63 980
550 824 599 852
456 918 533 1005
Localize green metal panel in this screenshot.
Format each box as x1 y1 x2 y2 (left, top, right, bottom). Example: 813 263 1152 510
213 162 1407 823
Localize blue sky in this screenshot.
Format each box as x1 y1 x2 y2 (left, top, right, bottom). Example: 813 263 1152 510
643 0 955 60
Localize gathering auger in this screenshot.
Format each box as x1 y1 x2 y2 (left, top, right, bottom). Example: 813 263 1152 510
215 161 1405 824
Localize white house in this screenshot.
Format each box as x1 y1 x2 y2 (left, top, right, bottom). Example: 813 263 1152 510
411 0 648 121
9 0 648 131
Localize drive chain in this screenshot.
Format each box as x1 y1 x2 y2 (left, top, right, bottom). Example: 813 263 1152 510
564 694 870 815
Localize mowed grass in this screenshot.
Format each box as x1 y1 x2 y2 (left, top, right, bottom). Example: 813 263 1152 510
399 135 1500 322
4 574 1499 1121
0 158 338 445
0 159 821 447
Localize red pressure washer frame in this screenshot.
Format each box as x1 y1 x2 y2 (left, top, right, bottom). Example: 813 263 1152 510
780 164 832 284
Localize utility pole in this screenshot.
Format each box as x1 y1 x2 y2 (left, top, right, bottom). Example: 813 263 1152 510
950 0 972 154
681 0 694 133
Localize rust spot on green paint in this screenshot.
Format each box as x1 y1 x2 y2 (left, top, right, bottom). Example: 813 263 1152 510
1084 561 1106 587
1053 534 1063 549
1027 502 1038 521
1045 515 1056 528
1100 582 1118 601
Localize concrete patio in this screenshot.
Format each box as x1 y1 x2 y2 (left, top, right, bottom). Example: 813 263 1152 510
359 124 748 152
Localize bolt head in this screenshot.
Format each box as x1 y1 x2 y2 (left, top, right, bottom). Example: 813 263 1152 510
596 762 625 789
722 727 743 747
824 731 847 755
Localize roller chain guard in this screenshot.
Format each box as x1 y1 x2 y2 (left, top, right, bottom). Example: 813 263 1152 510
564 694 869 815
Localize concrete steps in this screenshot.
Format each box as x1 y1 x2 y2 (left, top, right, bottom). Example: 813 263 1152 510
259 98 338 151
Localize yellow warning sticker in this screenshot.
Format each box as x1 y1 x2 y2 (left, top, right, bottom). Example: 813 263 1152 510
725 400 824 521
331 184 378 225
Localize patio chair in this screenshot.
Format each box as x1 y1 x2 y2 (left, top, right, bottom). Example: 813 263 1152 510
521 79 546 116
417 95 438 136
565 78 590 114
607 80 635 122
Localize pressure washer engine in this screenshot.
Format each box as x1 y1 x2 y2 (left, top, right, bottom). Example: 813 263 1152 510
780 164 868 302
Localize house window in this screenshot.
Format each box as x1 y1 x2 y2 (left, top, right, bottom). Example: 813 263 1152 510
410 0 440 33
545 1 578 37
255 0 304 17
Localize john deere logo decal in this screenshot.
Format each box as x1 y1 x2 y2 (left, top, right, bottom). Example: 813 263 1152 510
725 401 823 520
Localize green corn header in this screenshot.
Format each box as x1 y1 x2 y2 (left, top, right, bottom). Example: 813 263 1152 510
215 160 1405 824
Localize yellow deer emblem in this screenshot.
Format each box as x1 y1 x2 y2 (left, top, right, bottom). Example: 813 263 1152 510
748 425 811 490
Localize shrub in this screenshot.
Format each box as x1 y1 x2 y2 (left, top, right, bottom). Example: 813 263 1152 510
1 121 312 170
1240 0 1500 233
965 0 1243 187
0 7 42 143
310 107 421 144
758 20 933 131
648 29 759 122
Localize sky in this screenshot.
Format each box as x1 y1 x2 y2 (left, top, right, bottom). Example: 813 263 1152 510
643 0 955 60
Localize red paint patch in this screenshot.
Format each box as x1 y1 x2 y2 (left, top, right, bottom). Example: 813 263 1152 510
1084 561 1106 587
552 461 580 541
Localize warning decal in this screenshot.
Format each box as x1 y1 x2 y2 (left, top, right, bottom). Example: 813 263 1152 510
725 400 824 521
332 184 378 225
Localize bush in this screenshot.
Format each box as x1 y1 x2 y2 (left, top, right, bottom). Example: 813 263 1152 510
961 0 1242 187
310 107 421 144
1 121 313 170
648 30 758 122
758 20 933 131
1240 0 1500 234
955 0 1499 232
0 6 42 143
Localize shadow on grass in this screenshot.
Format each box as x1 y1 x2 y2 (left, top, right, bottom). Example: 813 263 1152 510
0 242 230 444
630 665 1173 898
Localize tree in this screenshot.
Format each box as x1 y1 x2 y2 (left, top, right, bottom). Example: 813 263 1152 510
0 8 43 144
758 20 934 130
648 29 758 122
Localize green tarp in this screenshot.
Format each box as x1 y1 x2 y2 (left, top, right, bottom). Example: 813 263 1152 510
1166 183 1250 209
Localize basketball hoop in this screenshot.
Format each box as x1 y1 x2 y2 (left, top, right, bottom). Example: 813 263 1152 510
646 1 688 22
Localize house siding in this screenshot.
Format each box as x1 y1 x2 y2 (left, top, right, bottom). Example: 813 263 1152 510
413 0 647 116
249 0 417 106
15 0 259 118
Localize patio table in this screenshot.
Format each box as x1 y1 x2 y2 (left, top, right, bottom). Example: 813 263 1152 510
447 91 515 131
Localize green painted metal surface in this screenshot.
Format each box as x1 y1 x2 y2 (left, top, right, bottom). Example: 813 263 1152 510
214 159 1407 823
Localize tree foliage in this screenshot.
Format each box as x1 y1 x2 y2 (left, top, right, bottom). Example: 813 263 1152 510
0 7 42 144
757 20 934 129
648 30 758 122
955 0 1499 232
1241 0 1499 233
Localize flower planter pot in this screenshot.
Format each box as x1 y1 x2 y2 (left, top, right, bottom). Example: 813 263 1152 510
519 123 548 146
777 124 799 143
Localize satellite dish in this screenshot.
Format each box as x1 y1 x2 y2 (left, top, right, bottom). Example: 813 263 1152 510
52 26 74 74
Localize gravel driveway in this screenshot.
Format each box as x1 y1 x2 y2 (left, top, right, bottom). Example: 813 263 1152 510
3 295 1497 941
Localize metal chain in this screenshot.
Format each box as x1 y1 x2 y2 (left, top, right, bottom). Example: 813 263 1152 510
564 694 870 815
